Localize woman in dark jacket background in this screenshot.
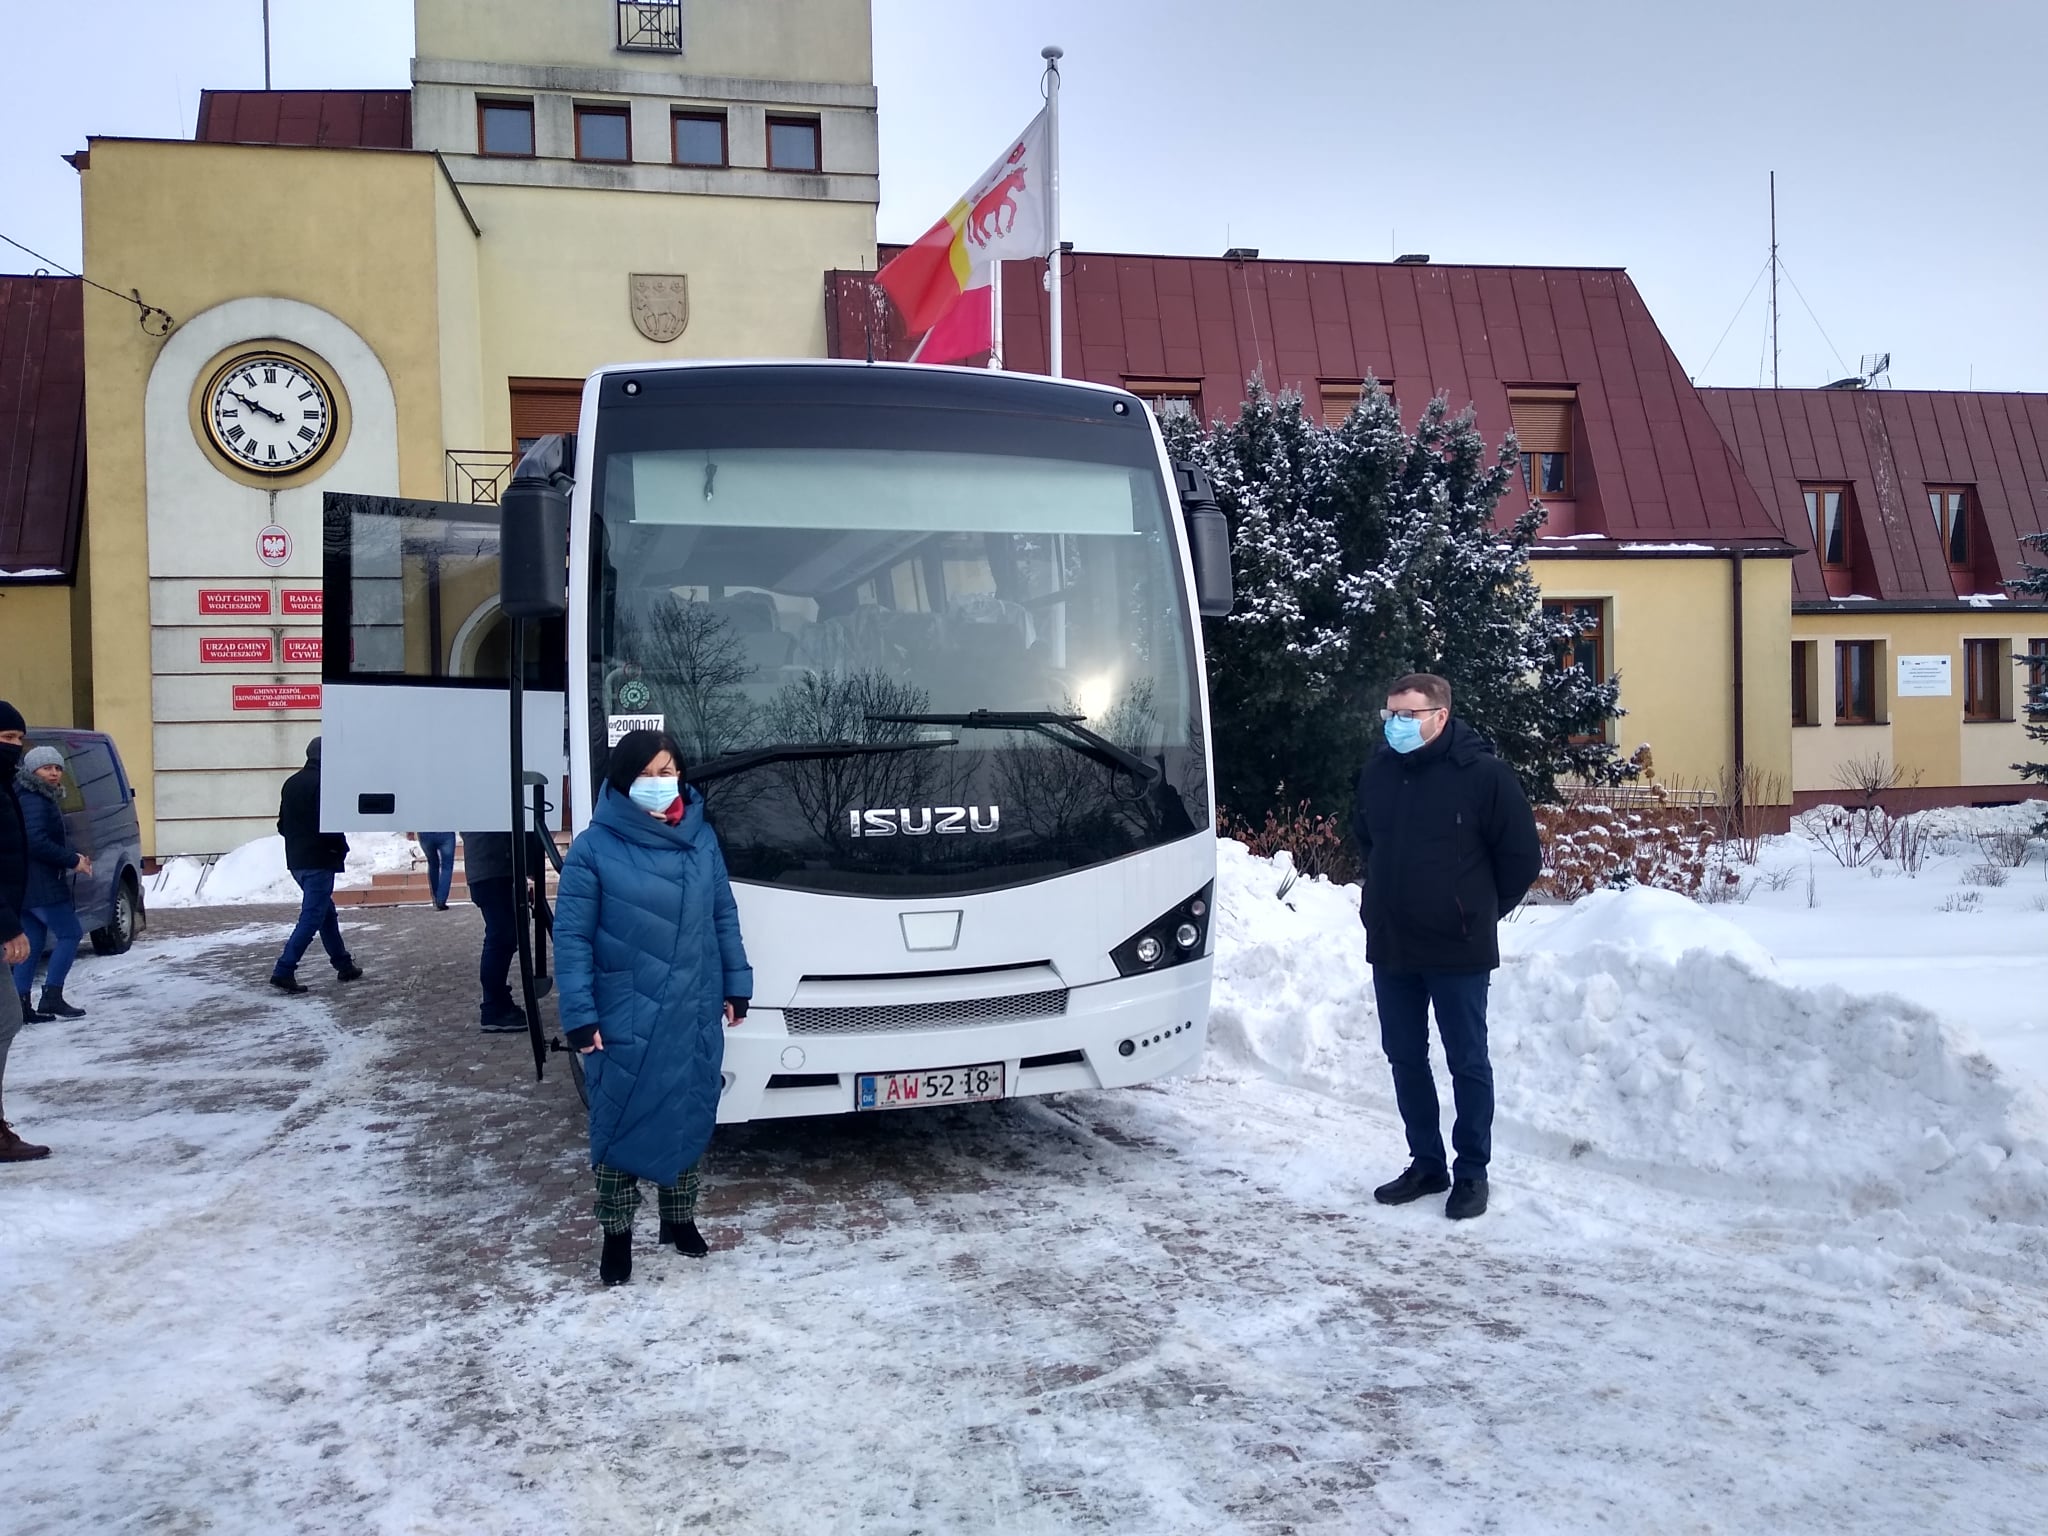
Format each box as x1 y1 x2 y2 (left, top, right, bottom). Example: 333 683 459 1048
13 746 91 1022
555 729 752 1287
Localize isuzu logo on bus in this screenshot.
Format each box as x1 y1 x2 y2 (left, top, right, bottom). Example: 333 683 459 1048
848 806 1001 837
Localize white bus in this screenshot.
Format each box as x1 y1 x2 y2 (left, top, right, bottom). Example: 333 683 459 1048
323 361 1232 1120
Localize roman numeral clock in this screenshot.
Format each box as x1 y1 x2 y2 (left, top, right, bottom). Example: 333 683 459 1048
202 351 335 474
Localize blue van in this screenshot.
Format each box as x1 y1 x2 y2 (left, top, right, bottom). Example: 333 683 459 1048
23 729 147 955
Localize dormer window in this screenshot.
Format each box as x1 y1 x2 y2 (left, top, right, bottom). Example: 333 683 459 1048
1803 484 1850 566
1929 486 1971 570
1510 389 1575 498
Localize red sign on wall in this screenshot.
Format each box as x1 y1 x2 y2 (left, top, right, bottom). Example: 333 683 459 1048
282 589 323 615
231 684 322 712
282 636 323 664
199 637 275 665
200 589 272 616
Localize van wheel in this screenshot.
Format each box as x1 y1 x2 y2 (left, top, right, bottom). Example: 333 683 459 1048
91 875 140 956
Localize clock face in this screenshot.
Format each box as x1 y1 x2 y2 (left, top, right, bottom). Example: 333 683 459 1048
205 353 334 474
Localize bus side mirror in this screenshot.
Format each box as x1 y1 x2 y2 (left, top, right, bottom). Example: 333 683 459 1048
500 434 575 620
1173 462 1234 618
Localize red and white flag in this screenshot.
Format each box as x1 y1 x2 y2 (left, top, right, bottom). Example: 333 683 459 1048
878 110 1052 365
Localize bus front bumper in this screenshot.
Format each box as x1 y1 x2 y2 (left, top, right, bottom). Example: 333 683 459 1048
714 958 1214 1123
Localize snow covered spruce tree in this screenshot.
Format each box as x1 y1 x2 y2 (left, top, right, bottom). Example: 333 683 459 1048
2009 531 2048 790
1162 379 1624 823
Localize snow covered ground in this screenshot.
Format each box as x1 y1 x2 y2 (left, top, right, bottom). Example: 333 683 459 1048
1 828 2044 1533
144 832 422 907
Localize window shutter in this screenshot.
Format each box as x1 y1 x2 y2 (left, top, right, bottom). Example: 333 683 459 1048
1509 394 1574 453
509 378 585 441
1320 386 1361 428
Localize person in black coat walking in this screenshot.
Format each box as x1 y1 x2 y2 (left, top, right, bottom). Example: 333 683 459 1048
1353 673 1541 1220
268 737 364 994
0 699 52 1161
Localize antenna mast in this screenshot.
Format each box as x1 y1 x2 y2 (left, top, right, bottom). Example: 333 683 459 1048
1769 172 1779 389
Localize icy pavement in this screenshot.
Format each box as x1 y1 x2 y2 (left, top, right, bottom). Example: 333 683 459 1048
1 878 2045 1534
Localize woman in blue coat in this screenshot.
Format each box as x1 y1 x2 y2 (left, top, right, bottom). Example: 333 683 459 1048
13 746 91 1022
555 730 752 1286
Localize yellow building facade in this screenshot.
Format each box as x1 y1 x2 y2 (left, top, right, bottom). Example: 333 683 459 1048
63 0 878 855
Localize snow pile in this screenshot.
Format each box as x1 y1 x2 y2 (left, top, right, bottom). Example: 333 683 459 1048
1207 840 2048 1233
146 832 420 907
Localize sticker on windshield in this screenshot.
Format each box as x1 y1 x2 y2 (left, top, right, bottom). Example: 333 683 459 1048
607 713 664 746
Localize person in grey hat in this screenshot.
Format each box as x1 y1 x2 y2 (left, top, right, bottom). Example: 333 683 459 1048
0 698 52 1161
12 744 92 1021
267 736 364 994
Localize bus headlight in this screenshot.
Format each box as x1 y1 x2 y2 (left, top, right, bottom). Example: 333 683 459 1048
1111 882 1215 976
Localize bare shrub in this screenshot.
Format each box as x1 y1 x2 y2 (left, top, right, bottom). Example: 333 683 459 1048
1976 829 2032 869
1220 792 1359 885
1941 891 1984 913
1535 801 1718 901
1894 813 1931 877
1714 764 1786 865
1796 805 1898 868
1833 753 1924 806
2029 893 2048 913
1962 863 2010 889
1697 867 1752 904
1760 867 1800 893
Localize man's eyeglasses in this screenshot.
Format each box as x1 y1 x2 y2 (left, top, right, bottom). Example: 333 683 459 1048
1379 706 1446 722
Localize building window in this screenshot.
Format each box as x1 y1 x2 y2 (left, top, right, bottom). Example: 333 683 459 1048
1835 640 1877 725
1964 639 2007 722
1544 600 1606 674
575 106 631 163
1124 380 1203 424
767 116 821 172
673 111 727 168
1510 390 1574 498
2028 639 2048 723
617 1 682 52
1929 486 1971 569
1791 640 1819 726
509 377 585 453
1319 380 1393 428
1803 485 1852 568
478 100 535 157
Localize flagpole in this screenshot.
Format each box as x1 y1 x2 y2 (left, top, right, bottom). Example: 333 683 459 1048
1042 45 1064 379
989 261 1004 369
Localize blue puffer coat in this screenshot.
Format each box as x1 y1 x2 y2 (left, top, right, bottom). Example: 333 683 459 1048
555 783 753 1184
16 773 79 911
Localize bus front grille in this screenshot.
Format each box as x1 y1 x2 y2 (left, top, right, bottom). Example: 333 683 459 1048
784 987 1069 1035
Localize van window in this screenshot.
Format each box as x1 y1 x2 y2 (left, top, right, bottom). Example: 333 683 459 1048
70 744 120 813
57 757 87 815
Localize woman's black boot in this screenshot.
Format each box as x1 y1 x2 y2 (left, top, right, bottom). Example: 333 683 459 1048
659 1219 709 1257
599 1230 632 1286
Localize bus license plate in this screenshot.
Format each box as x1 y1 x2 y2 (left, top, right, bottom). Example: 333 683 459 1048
856 1062 1005 1111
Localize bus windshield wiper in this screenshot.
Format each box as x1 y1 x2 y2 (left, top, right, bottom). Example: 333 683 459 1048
866 710 1161 786
686 738 957 786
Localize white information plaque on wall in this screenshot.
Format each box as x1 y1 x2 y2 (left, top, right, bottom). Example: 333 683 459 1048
1896 654 1952 697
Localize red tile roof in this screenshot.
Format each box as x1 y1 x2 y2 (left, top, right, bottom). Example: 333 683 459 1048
828 253 1789 545
195 90 412 150
0 277 85 581
1700 388 2048 603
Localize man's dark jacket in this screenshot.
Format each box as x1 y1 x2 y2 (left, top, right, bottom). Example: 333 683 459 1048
0 782 27 946
1353 716 1543 973
277 764 349 873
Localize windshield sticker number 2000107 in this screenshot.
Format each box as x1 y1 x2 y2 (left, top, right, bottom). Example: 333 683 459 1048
856 1063 1005 1111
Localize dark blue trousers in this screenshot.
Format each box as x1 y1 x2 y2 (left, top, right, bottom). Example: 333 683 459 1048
274 870 352 978
417 833 456 907
469 875 518 1019
1372 966 1493 1182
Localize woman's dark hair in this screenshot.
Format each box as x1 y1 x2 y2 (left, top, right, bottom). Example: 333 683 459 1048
603 729 687 800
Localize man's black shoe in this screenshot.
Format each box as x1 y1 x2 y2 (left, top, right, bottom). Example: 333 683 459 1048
268 973 308 996
1445 1179 1489 1220
1373 1163 1451 1205
335 963 363 983
479 1006 528 1034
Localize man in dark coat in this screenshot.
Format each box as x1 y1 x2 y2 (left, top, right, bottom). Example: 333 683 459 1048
1353 673 1541 1220
268 737 364 994
0 699 52 1161
459 829 549 1034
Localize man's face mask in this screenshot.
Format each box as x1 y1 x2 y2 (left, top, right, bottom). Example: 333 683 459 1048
1383 715 1425 754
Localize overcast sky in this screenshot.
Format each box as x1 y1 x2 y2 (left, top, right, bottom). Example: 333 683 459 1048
6 0 2043 391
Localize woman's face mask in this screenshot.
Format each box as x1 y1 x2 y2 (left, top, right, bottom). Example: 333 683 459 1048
628 775 681 814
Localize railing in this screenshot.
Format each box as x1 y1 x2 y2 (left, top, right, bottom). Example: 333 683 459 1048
1559 781 1721 810
446 449 519 506
617 0 682 52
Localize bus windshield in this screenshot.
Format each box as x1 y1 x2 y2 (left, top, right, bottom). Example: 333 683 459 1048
587 374 1207 895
